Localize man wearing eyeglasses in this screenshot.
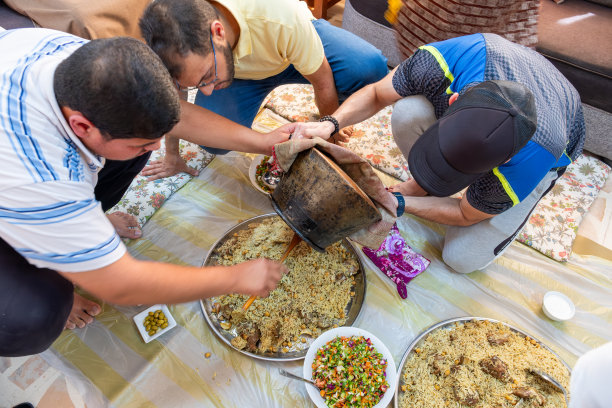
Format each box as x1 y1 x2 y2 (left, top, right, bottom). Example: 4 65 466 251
138 0 388 180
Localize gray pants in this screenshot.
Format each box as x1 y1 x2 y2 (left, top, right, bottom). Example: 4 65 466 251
392 96 562 273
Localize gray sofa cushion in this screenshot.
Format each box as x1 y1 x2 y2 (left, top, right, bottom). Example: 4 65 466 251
536 0 612 113
342 0 401 67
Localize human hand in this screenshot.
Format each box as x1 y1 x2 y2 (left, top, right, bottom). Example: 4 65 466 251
140 156 199 181
232 258 288 298
260 122 298 154
290 121 336 141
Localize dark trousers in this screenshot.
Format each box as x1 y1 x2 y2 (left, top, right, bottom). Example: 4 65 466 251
0 153 150 356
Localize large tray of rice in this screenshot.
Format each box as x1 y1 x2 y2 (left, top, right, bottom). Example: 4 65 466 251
200 213 366 361
395 317 570 408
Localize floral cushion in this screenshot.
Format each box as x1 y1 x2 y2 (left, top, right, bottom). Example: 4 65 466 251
516 154 611 262
263 84 410 180
260 83 612 262
108 139 214 227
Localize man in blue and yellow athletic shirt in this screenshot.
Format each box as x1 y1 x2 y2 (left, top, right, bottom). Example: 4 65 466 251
293 33 585 273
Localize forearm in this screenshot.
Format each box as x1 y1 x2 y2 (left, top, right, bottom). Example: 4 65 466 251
333 68 400 128
60 257 239 305
170 100 277 154
333 84 386 128
312 84 339 117
403 196 477 226
164 134 181 158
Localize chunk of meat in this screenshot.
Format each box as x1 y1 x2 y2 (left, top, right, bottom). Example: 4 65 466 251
487 332 511 346
431 353 445 375
219 304 232 320
479 356 509 381
246 328 261 352
513 387 546 406
453 386 480 406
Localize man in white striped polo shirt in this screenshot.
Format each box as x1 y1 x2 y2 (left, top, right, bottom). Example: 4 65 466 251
0 28 287 356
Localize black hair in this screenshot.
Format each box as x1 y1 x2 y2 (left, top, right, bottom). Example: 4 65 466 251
139 0 218 78
54 36 180 140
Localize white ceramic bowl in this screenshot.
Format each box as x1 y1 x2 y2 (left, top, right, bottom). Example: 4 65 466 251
303 327 396 408
542 291 576 321
133 304 177 343
248 154 274 195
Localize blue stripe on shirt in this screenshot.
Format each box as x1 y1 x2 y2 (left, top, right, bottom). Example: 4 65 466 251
15 233 122 264
0 199 98 224
2 32 86 183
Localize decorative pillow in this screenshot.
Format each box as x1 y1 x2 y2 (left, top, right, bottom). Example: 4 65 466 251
516 154 611 261
263 84 410 180
108 140 214 227
263 84 320 122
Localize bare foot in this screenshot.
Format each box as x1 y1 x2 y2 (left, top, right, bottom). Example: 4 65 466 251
107 211 142 239
64 293 101 329
332 125 354 146
388 181 414 195
388 179 428 196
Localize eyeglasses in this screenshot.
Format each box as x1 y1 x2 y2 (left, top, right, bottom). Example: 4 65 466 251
175 32 218 91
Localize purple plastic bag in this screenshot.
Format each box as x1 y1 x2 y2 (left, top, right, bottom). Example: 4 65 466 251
362 223 430 299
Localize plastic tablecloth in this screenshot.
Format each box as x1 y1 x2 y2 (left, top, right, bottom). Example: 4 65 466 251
43 153 612 407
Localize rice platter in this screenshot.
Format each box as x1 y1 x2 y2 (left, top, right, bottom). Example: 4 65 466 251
396 319 570 408
206 216 362 357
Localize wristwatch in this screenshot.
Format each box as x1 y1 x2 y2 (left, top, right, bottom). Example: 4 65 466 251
319 115 340 136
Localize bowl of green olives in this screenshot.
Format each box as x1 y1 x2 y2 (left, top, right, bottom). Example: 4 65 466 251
133 304 177 343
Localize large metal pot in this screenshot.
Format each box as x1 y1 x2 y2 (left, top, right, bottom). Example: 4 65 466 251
270 147 381 252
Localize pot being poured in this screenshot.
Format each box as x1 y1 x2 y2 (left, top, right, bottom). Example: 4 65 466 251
270 147 381 252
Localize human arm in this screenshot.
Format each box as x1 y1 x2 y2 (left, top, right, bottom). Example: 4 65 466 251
395 193 495 226
58 253 287 305
391 177 493 226
292 67 403 140
171 99 296 154
303 56 339 116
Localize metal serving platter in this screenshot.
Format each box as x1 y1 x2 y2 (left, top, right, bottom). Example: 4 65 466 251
200 213 367 362
394 317 571 408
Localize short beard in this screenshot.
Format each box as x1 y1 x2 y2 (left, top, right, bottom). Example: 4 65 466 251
215 41 235 89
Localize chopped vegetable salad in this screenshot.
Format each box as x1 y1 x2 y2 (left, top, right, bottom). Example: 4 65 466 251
312 335 389 408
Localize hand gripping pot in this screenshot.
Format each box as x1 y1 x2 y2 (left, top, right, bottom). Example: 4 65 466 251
270 147 381 252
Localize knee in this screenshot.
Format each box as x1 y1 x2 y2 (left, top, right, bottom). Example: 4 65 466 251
391 96 436 154
0 271 73 357
392 96 436 129
355 50 389 86
365 51 389 82
442 244 493 274
442 251 480 274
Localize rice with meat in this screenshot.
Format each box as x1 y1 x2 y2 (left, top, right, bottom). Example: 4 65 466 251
210 217 359 354
398 320 570 408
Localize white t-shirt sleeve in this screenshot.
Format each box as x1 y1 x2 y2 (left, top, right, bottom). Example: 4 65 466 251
569 342 612 408
0 181 126 272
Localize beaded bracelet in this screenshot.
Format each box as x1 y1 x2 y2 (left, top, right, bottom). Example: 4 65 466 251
319 115 340 136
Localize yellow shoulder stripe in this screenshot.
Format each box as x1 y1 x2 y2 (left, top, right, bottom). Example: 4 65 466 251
419 45 454 94
493 167 519 206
